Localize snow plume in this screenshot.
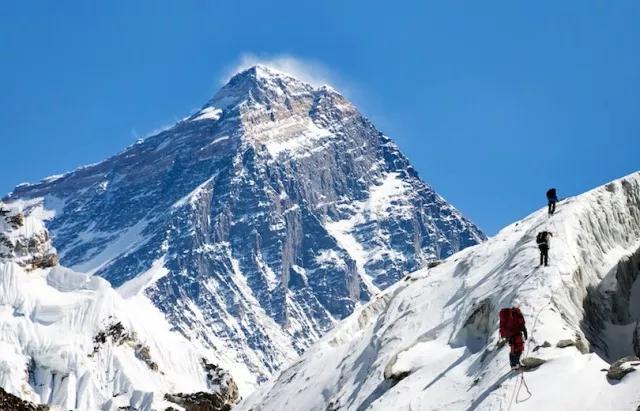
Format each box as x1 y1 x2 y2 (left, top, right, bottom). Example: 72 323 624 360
222 53 338 88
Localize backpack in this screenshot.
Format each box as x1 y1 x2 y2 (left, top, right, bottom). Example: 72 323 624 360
536 232 547 245
546 188 557 200
499 307 524 338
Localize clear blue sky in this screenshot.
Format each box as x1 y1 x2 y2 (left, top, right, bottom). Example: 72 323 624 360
1 1 639 234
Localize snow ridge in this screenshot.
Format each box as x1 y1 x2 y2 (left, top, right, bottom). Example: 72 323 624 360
240 171 640 411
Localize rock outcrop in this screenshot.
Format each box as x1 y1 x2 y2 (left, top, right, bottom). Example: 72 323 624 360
606 356 639 381
165 391 237 411
521 357 546 370
0 388 48 411
0 204 58 270
556 339 575 348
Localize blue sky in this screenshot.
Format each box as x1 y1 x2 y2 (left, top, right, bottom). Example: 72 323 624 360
1 1 638 234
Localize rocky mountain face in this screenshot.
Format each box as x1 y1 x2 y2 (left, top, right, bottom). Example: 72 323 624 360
6 65 484 390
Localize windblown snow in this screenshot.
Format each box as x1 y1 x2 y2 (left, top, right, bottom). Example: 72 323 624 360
240 171 640 411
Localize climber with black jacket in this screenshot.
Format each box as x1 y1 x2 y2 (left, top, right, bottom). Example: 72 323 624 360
536 231 553 266
499 305 528 370
546 188 558 215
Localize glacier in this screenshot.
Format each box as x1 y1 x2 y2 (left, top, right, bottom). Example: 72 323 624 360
239 171 640 410
0 201 238 410
5 64 484 391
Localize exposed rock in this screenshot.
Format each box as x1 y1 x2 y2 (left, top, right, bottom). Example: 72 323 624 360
574 335 590 354
533 341 552 352
1 218 58 269
7 213 24 229
201 359 239 403
326 402 340 411
165 392 236 411
91 320 135 355
606 356 639 380
383 351 412 387
0 387 49 411
92 321 163 373
388 370 410 384
26 253 59 270
607 366 635 380
521 357 546 370
427 260 443 268
135 344 159 372
557 339 575 348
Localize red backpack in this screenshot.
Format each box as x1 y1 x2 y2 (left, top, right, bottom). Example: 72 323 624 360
499 307 524 338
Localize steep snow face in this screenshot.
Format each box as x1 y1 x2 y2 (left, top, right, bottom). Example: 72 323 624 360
240 172 640 411
5 65 484 388
0 202 237 410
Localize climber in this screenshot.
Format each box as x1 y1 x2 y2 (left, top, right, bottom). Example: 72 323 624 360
499 305 528 370
536 231 553 266
546 188 558 215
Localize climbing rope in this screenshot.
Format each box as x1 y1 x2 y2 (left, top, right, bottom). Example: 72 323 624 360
506 299 549 410
516 372 532 403
505 373 520 410
506 201 585 410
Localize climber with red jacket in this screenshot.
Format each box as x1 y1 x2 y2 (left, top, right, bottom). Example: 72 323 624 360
499 305 528 370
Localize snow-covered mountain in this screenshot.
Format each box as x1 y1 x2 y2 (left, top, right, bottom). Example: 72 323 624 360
239 171 640 411
0 201 239 410
4 65 484 391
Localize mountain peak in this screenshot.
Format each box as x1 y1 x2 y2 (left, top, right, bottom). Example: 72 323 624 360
207 65 316 110
236 64 318 85
6 61 486 405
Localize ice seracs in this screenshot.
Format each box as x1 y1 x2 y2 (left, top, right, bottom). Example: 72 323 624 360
239 171 640 411
0 201 239 410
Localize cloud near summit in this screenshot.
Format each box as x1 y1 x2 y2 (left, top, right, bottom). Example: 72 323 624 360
222 54 337 88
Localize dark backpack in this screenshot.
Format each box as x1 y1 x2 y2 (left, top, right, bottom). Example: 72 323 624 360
499 307 524 338
536 232 548 245
546 188 557 200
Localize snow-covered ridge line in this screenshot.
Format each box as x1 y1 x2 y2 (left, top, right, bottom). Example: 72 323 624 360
240 171 640 411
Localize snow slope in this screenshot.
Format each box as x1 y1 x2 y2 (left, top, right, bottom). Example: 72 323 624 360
239 171 640 411
0 201 238 410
